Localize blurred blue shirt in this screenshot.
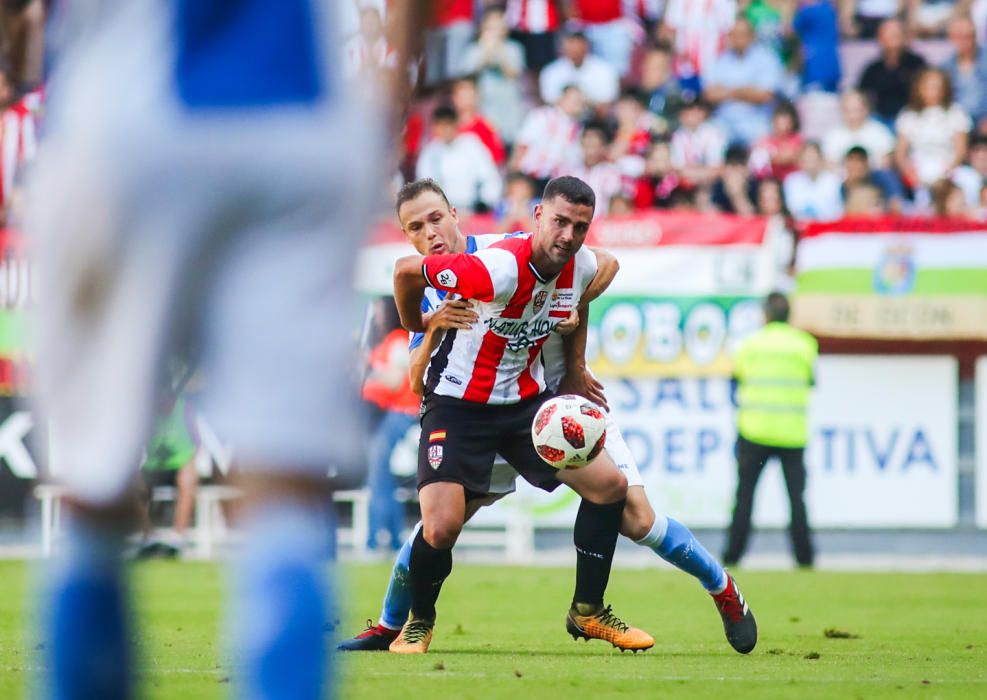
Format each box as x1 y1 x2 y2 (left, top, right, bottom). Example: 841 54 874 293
707 44 784 145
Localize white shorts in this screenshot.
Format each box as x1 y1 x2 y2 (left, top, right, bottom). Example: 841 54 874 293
31 5 380 505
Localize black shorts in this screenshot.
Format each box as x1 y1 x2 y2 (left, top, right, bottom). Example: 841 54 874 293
510 30 558 73
418 393 562 496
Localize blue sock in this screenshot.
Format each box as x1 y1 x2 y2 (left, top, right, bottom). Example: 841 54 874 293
46 519 131 700
637 516 728 593
233 502 331 700
378 522 419 630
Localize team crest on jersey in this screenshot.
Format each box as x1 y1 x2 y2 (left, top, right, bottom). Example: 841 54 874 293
428 444 443 469
436 269 458 288
532 290 548 312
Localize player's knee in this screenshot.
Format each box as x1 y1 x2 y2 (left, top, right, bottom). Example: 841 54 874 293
423 518 462 549
585 469 627 505
620 494 655 541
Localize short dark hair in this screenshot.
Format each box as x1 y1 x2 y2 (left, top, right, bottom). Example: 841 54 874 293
431 104 457 124
764 292 790 323
724 143 750 166
395 178 451 216
772 100 801 133
542 176 596 210
581 121 611 143
970 133 987 150
845 145 869 161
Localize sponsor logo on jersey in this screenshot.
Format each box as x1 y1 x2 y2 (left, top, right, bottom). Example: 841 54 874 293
428 444 443 469
436 269 458 288
444 374 463 385
532 290 548 312
486 317 558 351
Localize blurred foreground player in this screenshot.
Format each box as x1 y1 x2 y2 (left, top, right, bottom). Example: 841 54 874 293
25 2 417 698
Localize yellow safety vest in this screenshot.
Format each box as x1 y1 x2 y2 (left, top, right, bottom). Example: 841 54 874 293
734 322 818 448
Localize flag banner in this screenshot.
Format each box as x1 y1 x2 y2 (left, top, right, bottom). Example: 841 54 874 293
793 218 987 340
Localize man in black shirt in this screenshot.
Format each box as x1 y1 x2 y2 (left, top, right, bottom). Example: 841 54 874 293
858 19 927 125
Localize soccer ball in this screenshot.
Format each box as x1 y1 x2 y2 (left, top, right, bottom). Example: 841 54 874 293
531 394 607 469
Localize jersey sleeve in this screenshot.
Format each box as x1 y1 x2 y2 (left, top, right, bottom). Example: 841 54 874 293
422 249 518 302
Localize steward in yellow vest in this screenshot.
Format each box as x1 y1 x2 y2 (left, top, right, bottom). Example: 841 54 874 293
723 293 817 567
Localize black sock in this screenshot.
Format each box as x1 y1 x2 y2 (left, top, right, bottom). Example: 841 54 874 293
572 497 625 610
408 527 452 622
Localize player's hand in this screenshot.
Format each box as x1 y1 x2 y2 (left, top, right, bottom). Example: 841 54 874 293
553 309 579 336
427 300 478 331
556 368 609 412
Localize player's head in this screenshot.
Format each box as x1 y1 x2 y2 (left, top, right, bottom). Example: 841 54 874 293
396 178 467 256
764 292 790 323
531 176 595 273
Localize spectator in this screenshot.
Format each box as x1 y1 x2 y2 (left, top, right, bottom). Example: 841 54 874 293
952 133 987 205
661 0 738 82
857 19 927 126
751 101 805 180
637 43 686 131
711 143 758 214
930 177 970 217
844 181 888 214
670 96 726 187
610 89 662 161
362 299 420 553
821 89 897 168
569 0 639 76
424 0 475 87
895 68 971 188
704 17 786 145
848 0 904 38
793 0 842 93
462 6 528 144
744 0 791 61
451 76 507 164
783 141 843 219
343 4 396 79
0 64 37 214
942 15 987 124
505 0 563 72
609 193 636 214
907 0 955 37
511 84 585 193
634 138 684 208
756 178 797 290
540 30 620 106
416 105 503 212
497 172 538 231
840 145 905 210
568 123 625 215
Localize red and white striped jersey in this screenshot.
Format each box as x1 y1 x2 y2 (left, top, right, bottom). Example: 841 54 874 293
505 0 561 33
420 234 598 405
0 90 41 211
563 161 625 215
664 0 736 78
515 106 582 179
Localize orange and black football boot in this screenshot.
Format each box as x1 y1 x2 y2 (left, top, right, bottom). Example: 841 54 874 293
566 603 654 652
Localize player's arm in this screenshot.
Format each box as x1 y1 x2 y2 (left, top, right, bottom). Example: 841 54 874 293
558 302 608 410
394 250 503 331
408 301 479 395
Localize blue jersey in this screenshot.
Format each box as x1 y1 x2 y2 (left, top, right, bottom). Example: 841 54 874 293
175 0 330 109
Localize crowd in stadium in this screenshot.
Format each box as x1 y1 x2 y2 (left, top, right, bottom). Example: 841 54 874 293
342 0 987 226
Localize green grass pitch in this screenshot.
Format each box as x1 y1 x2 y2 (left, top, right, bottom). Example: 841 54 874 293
0 560 985 698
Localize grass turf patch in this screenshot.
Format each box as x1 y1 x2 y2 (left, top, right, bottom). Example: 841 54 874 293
0 560 985 698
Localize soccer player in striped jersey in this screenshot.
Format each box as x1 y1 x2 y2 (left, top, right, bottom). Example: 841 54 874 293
340 178 757 654
22 2 422 697
388 176 654 654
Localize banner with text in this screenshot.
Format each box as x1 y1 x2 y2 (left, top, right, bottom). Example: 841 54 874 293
794 218 987 340
471 356 958 529
977 356 987 529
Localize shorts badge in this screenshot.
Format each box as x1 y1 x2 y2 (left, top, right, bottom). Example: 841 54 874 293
428 444 443 470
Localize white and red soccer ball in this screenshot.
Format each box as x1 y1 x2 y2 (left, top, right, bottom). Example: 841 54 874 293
531 394 607 469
